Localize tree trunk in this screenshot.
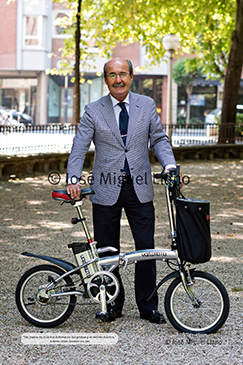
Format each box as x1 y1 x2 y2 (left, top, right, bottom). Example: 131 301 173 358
185 84 193 126
219 0 243 143
74 0 81 132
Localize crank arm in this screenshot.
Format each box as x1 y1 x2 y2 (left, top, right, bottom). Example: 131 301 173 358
95 284 109 320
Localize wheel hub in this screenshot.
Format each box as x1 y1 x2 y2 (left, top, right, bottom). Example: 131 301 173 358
36 286 50 304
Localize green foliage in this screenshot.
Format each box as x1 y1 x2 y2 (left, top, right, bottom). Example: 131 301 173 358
173 58 204 88
236 113 243 136
80 0 236 79
176 117 186 125
49 0 101 76
18 0 235 79
177 117 203 126
7 0 238 79
236 113 243 124
214 113 221 125
232 287 243 292
189 117 204 125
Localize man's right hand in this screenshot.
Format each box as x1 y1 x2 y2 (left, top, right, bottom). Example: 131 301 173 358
66 184 81 200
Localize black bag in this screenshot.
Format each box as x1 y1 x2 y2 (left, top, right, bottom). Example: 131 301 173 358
175 197 211 264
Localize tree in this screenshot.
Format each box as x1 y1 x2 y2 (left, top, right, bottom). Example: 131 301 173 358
81 0 235 77
7 0 243 142
80 0 241 143
173 58 203 126
52 0 82 129
74 0 81 130
218 0 243 143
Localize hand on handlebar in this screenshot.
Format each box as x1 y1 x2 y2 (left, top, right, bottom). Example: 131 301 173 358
66 184 81 200
154 168 183 189
167 168 183 189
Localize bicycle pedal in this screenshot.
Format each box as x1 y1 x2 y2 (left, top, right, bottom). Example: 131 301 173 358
95 311 109 321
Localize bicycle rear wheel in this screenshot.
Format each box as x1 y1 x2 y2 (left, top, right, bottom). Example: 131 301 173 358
16 264 76 328
164 271 230 334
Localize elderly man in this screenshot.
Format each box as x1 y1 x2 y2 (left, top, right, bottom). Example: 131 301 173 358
66 58 176 323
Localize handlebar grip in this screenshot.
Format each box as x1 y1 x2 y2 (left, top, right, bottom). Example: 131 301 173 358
154 173 163 179
153 172 169 180
154 167 177 180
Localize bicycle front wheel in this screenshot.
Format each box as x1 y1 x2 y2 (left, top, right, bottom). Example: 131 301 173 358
164 271 230 334
16 264 76 328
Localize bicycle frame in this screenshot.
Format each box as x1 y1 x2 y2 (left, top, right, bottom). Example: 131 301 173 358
22 168 201 315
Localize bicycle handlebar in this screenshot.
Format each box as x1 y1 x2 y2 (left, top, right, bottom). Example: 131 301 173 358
153 171 171 180
154 167 180 188
154 166 190 188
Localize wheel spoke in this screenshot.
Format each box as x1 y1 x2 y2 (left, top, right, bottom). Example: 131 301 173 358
16 265 76 327
164 272 229 334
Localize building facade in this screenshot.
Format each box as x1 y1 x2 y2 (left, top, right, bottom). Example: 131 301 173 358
0 0 234 126
0 0 180 126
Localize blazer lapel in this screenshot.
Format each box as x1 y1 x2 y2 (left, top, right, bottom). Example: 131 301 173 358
100 94 124 146
126 92 141 147
99 92 142 148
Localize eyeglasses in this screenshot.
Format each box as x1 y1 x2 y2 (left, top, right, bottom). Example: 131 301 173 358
107 72 129 79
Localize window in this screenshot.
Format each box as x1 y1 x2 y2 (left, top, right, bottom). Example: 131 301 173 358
47 75 102 123
53 11 72 38
177 85 217 123
24 16 44 47
80 76 102 114
0 78 37 123
131 76 163 116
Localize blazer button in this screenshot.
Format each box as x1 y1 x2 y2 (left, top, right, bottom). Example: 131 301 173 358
125 149 128 152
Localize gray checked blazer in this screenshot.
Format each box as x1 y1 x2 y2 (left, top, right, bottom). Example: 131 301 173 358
66 91 176 205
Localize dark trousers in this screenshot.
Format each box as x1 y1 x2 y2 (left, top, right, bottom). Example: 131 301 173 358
92 180 158 313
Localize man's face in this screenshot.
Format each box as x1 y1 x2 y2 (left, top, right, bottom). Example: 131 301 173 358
104 59 133 101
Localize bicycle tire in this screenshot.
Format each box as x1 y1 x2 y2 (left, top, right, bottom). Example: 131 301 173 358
16 264 76 328
164 271 230 334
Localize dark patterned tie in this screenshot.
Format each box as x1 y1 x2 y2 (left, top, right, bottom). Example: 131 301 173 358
118 102 130 174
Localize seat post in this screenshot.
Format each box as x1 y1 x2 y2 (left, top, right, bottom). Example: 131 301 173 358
74 202 93 243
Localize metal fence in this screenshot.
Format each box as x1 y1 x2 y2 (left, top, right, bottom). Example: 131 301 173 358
0 123 242 156
0 124 76 134
166 123 243 146
0 124 76 156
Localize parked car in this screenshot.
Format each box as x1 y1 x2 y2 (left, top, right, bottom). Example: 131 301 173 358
204 108 221 125
205 105 243 124
12 111 34 125
0 109 34 126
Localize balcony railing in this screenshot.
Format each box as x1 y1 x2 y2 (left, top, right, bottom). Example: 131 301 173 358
0 123 242 156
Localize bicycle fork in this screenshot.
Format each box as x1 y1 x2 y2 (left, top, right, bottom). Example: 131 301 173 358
179 266 201 308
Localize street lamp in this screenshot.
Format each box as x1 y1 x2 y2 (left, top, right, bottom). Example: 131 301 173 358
162 34 180 141
63 74 68 124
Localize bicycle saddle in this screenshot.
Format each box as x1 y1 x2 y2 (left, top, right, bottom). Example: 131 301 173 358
52 189 95 202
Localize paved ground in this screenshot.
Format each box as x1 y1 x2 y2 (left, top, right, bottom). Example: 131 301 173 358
0 159 243 364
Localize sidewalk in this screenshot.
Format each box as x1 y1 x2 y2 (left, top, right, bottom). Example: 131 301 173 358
0 159 242 364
